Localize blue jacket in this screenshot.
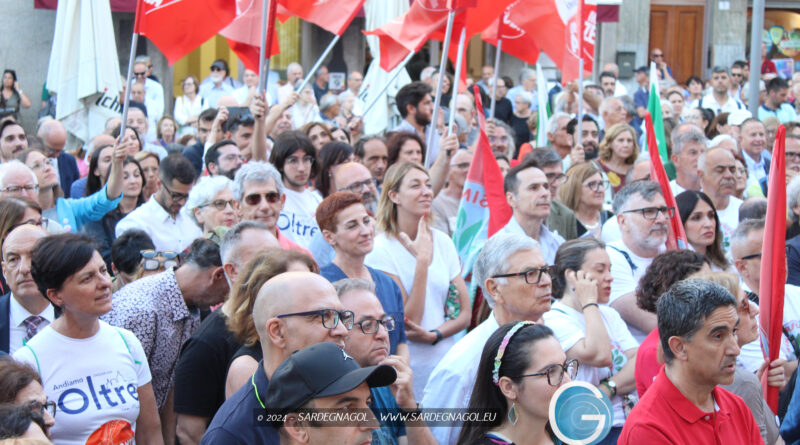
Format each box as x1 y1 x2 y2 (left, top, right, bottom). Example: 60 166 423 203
55 184 122 232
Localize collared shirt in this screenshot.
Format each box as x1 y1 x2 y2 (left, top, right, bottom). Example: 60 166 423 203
275 227 313 257
144 78 165 141
618 368 763 444
758 102 798 124
201 361 279 445
393 119 441 167
498 216 564 264
8 294 54 355
199 82 235 109
421 313 500 445
101 268 200 408
741 149 768 183
700 93 744 114
115 196 202 253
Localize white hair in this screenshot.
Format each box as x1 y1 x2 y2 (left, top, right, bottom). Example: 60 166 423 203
547 112 571 135
516 90 534 106
232 161 283 201
0 160 37 188
183 175 235 227
789 175 800 222
473 233 540 308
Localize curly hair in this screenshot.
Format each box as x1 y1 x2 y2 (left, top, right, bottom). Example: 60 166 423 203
635 250 708 313
597 123 638 165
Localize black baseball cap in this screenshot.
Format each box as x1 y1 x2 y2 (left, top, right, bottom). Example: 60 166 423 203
635 66 648 74
265 342 397 415
211 60 227 71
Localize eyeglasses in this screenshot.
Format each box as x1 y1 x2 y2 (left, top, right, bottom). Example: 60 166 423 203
492 265 556 285
12 217 48 231
731 73 743 77
285 155 315 167
210 66 223 72
545 172 568 185
354 316 396 334
29 158 55 171
652 54 664 58
339 177 378 194
623 206 675 220
133 71 147 77
740 252 762 260
583 179 609 191
200 199 238 211
162 183 190 202
140 250 180 271
1 184 38 194
277 309 355 330
244 191 281 206
513 359 578 387
28 400 56 418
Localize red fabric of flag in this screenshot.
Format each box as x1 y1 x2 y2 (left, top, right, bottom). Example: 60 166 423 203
645 113 688 251
760 124 787 414
135 0 238 64
561 0 596 83
220 0 281 72
278 0 365 36
481 6 541 66
473 86 512 235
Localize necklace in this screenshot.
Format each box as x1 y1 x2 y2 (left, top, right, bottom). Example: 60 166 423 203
579 217 601 230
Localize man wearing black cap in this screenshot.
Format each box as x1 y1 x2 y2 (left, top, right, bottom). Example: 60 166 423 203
200 60 235 108
267 342 396 445
200 272 353 444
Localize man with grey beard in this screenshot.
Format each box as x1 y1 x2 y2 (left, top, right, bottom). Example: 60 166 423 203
605 181 670 342
308 162 380 267
698 146 742 251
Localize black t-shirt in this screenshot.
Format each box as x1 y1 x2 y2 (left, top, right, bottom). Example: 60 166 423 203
509 114 533 150
174 308 241 418
232 341 263 363
182 143 204 177
493 97 513 124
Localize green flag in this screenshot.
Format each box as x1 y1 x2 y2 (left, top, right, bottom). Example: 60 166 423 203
645 62 675 179
536 63 550 147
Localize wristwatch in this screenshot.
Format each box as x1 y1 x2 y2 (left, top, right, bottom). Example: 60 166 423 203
430 329 443 345
600 378 617 397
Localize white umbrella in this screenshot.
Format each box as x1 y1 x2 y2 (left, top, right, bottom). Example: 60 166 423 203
47 0 122 142
361 0 412 135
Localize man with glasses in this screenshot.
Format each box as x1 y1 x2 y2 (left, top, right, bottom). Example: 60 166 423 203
132 59 165 140
116 153 202 252
200 60 235 109
546 112 575 166
499 158 564 262
730 62 746 99
738 118 770 187
104 238 229 436
698 146 742 250
269 131 321 250
233 161 310 255
36 119 79 198
619 280 762 444
337 278 437 445
423 233 552 445
202 271 351 444
0 225 51 354
205 140 244 179
606 181 670 342
433 149 471 236
650 48 674 82
0 160 39 202
0 360 56 437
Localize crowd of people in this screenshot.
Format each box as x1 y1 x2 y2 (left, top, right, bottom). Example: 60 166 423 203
1 44 800 445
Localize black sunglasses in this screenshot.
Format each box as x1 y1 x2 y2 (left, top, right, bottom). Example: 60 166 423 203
244 192 281 206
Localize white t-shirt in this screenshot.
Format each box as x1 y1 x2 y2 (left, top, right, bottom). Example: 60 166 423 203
780 284 800 360
544 301 639 427
715 196 742 253
13 321 150 445
366 229 461 397
606 239 660 342
278 188 322 249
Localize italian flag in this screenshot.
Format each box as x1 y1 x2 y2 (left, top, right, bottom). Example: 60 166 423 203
536 62 550 148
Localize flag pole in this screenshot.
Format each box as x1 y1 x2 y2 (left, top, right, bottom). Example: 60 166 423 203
295 34 341 93
361 51 415 117
258 0 278 94
449 27 467 133
426 9 456 166
577 57 584 127
119 0 144 138
489 38 502 120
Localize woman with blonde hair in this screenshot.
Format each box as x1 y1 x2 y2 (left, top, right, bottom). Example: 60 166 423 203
366 161 471 396
597 123 639 194
223 248 318 397
558 162 613 238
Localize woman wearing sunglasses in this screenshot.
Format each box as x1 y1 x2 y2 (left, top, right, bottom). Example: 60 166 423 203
544 238 638 444
558 162 614 239
458 322 574 444
13 234 163 445
183 176 239 238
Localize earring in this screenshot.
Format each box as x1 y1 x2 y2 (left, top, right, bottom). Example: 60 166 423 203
507 402 518 426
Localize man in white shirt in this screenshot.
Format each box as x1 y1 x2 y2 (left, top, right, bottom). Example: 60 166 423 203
758 77 799 124
422 233 552 445
700 66 745 114
133 60 164 141
669 123 705 196
337 71 363 102
738 118 770 183
606 181 668 342
278 62 304 104
116 154 202 252
499 158 564 262
0 225 52 354
698 146 742 251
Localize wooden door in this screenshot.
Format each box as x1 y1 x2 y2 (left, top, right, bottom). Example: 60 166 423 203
649 5 704 85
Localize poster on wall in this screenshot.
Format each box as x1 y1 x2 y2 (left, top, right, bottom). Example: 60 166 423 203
768 26 800 57
774 59 794 79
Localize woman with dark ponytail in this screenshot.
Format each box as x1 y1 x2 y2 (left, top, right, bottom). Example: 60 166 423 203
457 322 574 444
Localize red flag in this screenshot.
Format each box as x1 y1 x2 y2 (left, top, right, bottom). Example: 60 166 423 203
760 124 787 414
220 0 281 72
135 0 238 64
474 86 513 235
644 113 688 251
278 0 365 36
481 5 541 66
561 0 596 83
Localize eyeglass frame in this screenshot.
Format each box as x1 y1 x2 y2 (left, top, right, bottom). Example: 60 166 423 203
162 183 190 202
512 359 579 386
140 250 180 271
583 179 609 191
546 172 568 186
276 309 355 330
199 199 239 211
28 400 56 418
11 217 49 231
243 191 282 206
338 177 378 194
285 155 315 167
353 316 396 335
740 252 762 261
1 184 39 194
491 265 556 285
622 206 675 220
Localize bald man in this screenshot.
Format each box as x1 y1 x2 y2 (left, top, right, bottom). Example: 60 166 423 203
0 225 51 354
37 119 79 198
202 272 351 444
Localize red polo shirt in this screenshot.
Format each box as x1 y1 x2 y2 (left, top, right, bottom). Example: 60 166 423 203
619 368 764 445
634 328 661 397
